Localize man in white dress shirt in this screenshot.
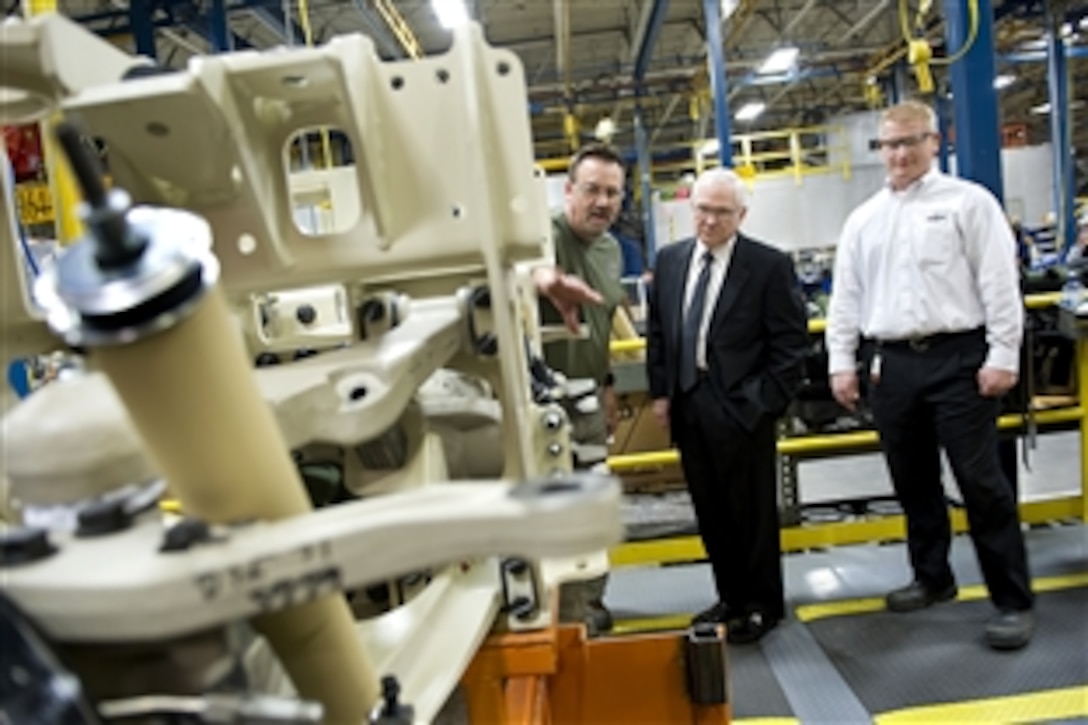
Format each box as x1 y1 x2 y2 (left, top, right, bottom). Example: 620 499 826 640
825 100 1034 650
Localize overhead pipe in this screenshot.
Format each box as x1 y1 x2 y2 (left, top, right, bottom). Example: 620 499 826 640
526 45 881 98
1004 46 1088 63
845 0 891 39
781 0 820 37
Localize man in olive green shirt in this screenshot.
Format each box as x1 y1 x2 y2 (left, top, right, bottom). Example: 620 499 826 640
539 144 627 438
536 143 627 634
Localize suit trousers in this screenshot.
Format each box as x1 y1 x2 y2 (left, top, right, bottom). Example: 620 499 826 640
868 334 1034 612
675 377 784 620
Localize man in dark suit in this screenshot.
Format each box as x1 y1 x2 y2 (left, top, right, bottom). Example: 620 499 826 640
646 168 808 644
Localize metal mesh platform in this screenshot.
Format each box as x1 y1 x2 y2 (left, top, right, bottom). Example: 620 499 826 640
806 586 1088 717
607 523 1088 723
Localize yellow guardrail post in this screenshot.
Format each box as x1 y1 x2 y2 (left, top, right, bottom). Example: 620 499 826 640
790 130 802 185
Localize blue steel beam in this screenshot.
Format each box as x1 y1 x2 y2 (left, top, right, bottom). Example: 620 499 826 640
633 0 671 81
703 0 732 167
634 106 658 267
209 0 233 52
1045 15 1075 252
72 0 285 24
942 0 1003 199
128 0 158 59
935 92 951 174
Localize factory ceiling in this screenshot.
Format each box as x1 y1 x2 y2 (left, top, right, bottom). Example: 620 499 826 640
55 0 1088 187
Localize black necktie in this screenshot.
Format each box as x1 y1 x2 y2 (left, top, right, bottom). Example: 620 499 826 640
679 251 714 393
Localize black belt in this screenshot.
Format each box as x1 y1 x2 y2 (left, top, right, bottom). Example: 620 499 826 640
875 327 984 352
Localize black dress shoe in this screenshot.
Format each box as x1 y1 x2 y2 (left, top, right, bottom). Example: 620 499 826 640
726 611 778 645
885 581 958 612
986 609 1034 650
691 601 732 625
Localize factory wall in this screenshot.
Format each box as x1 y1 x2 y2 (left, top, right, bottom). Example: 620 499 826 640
657 144 1055 254
545 108 1055 256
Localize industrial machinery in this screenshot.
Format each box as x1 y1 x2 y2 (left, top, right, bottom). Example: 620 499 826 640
0 14 732 725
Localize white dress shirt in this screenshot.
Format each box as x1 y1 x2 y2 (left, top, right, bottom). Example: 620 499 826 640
826 169 1023 374
684 236 736 370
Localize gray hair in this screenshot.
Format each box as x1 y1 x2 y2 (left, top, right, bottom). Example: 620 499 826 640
692 167 749 208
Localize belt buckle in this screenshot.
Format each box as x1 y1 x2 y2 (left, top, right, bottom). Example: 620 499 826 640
908 337 930 352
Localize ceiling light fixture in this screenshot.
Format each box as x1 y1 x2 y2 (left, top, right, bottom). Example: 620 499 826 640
433 0 468 29
758 47 799 74
721 0 739 21
993 74 1016 90
1030 102 1051 115
735 101 766 122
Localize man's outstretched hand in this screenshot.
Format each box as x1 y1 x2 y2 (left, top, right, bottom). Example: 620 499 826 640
533 266 603 333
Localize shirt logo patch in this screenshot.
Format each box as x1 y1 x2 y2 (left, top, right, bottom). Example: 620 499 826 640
926 212 949 222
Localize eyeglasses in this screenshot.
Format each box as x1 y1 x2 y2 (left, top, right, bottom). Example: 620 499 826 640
576 183 624 202
694 204 739 219
876 132 934 150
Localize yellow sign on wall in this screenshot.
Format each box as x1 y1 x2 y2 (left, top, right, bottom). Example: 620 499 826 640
15 181 54 226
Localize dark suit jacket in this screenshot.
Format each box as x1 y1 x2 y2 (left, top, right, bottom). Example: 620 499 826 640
646 234 809 432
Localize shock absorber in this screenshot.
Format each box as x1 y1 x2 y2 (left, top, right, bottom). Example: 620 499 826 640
36 122 379 721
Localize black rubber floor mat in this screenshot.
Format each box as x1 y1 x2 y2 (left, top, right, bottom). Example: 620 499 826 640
805 586 1088 714
729 643 794 719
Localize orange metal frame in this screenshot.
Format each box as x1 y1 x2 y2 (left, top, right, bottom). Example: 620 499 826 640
462 622 731 724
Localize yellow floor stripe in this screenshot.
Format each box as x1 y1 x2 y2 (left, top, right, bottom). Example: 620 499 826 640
610 613 690 635
874 686 1088 724
613 573 1088 632
795 572 1088 623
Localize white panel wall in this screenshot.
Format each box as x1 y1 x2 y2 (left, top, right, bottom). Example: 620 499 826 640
740 168 888 252
655 148 1056 254
1001 144 1055 226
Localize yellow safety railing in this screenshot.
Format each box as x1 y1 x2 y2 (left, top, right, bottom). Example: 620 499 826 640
699 125 851 184
606 291 1088 562
535 124 852 182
